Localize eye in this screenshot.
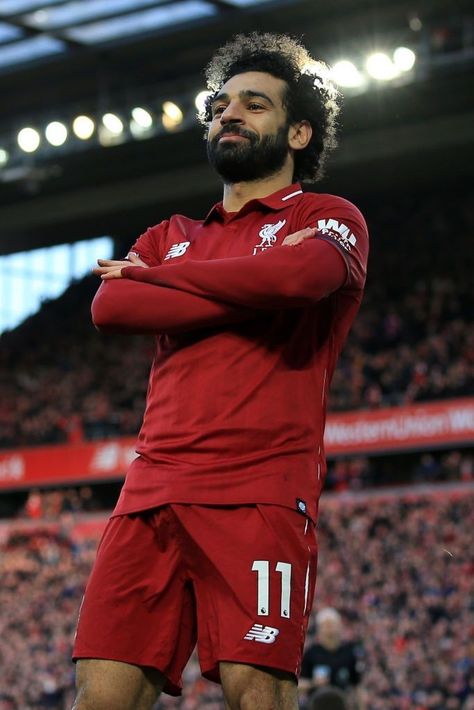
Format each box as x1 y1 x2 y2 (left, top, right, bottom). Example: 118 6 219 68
212 105 226 116
248 103 264 111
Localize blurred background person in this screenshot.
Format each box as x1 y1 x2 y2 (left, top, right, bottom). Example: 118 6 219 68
309 687 349 710
300 608 366 709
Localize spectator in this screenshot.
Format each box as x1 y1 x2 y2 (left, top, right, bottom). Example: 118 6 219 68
300 609 365 709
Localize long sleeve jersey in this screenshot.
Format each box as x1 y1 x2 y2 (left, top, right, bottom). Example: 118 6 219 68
92 184 369 522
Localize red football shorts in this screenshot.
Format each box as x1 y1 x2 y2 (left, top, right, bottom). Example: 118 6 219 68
73 504 318 695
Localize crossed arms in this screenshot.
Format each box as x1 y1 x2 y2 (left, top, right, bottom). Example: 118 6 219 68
92 232 348 335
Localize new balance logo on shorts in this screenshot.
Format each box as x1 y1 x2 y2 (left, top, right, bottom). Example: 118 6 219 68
244 624 280 644
164 241 191 260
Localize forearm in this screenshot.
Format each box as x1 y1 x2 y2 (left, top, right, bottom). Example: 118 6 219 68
91 279 255 334
122 239 347 309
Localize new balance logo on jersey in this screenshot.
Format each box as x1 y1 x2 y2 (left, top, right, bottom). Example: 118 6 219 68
164 241 191 260
253 219 286 255
244 624 280 644
317 219 357 252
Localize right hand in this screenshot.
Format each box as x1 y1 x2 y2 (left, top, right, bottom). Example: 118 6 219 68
92 252 149 279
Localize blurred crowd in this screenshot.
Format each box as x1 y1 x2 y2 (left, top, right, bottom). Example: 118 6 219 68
0 447 469 521
325 449 473 493
0 487 472 710
0 190 473 450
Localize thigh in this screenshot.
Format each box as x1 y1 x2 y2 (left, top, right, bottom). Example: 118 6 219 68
220 661 298 710
174 504 318 684
73 658 165 710
73 508 197 696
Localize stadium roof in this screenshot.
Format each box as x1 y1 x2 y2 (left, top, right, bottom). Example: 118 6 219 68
0 0 296 73
0 0 472 255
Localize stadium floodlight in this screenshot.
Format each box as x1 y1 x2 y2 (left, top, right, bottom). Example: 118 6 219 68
393 47 416 72
130 107 153 138
45 121 68 146
194 90 211 114
17 127 40 152
73 115 95 140
162 101 183 131
131 107 153 128
366 52 400 81
330 60 365 88
0 148 8 166
409 15 422 32
101 112 124 135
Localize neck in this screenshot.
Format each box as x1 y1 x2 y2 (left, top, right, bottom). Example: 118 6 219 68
321 637 340 651
221 165 294 213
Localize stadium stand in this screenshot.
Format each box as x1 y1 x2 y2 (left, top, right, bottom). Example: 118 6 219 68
1 189 472 450
0 486 472 709
0 0 472 706
0 188 472 709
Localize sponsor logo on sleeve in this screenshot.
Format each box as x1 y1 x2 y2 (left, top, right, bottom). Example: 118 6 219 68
317 219 357 252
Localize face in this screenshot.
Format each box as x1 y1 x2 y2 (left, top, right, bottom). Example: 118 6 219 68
207 71 292 184
319 617 342 645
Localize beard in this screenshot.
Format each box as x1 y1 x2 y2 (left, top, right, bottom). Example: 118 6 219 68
207 123 290 184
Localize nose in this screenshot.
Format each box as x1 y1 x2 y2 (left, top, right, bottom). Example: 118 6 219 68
219 100 244 125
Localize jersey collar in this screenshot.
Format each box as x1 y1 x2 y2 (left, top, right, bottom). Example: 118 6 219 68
204 183 303 224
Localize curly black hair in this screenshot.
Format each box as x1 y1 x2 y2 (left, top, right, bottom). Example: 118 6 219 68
199 32 342 183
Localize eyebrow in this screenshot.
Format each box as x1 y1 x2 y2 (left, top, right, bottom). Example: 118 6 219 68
212 89 276 108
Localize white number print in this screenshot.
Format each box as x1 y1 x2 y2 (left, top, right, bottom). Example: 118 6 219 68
251 560 292 619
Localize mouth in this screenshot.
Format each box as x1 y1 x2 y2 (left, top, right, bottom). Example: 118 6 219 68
218 134 249 143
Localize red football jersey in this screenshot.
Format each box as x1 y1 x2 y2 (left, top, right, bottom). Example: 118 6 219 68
92 184 369 522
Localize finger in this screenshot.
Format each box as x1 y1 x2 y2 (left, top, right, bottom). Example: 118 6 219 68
97 259 130 266
100 268 123 280
127 253 149 267
93 265 125 276
93 265 116 274
282 227 316 246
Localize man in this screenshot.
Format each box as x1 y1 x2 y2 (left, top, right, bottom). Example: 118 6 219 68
300 609 366 709
72 32 369 710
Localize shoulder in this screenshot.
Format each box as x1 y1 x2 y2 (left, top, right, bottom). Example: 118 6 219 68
298 192 367 227
169 214 204 231
343 641 365 658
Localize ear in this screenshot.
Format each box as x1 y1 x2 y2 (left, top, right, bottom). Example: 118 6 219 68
288 120 312 151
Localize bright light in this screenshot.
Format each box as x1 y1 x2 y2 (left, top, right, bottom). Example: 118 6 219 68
366 52 400 81
17 127 40 153
409 15 422 32
162 101 183 131
194 90 211 114
0 148 8 166
330 60 364 88
45 121 68 146
131 107 153 128
73 115 95 140
102 113 124 134
393 47 416 72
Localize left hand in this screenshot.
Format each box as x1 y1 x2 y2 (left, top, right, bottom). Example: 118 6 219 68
93 252 149 280
282 227 317 246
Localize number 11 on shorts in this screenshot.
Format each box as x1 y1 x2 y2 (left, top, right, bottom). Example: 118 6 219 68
252 560 292 618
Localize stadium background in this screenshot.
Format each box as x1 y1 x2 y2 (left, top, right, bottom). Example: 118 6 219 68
0 0 473 708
